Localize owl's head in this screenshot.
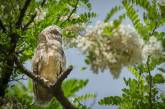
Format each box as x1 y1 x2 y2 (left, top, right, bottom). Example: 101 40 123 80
39 25 62 44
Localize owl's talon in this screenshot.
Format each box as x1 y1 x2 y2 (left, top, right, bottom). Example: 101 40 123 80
47 82 53 87
41 78 53 86
36 75 41 79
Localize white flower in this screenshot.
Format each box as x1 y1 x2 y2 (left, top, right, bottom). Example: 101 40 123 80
142 36 164 62
66 21 164 78
59 14 79 21
35 8 47 21
76 22 146 78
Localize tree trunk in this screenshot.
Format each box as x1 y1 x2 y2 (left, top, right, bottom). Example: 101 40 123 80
0 33 19 97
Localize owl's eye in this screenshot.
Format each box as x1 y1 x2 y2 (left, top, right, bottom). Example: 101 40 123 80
52 30 61 36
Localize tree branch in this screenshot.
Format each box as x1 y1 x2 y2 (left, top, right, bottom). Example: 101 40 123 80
23 0 46 30
9 75 27 82
23 12 37 30
146 56 153 109
16 0 32 28
60 0 80 27
150 21 158 36
41 0 46 7
14 55 77 109
0 33 19 97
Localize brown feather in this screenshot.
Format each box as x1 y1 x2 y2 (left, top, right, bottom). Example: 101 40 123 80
32 25 66 103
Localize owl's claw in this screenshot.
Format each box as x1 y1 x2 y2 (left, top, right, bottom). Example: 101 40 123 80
36 75 53 87
47 82 53 87
36 75 41 80
41 77 53 87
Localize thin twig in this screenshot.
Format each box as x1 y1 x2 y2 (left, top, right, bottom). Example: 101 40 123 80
9 75 27 82
23 12 37 30
16 0 32 28
150 21 158 36
146 56 153 109
60 0 80 27
158 87 165 92
23 0 46 30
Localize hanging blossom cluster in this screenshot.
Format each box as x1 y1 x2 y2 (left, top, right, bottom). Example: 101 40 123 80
76 22 164 78
62 23 85 48
143 36 164 61
35 8 47 21
59 14 79 22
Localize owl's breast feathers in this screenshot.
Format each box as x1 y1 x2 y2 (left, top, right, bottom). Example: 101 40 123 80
32 43 66 103
34 42 65 82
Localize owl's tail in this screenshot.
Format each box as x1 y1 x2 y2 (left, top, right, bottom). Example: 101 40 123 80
33 81 54 103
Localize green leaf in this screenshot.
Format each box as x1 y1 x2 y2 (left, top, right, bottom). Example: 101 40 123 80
125 0 151 10
122 1 148 39
158 67 165 73
98 96 121 105
104 6 122 22
62 79 89 97
153 74 165 84
74 93 96 102
80 67 87 72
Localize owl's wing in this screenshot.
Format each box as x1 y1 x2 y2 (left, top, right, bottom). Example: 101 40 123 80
32 47 43 75
61 49 66 71
32 47 47 103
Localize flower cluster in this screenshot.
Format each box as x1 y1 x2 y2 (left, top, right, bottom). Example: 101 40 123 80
143 36 164 61
59 14 79 22
62 24 85 48
35 8 47 21
76 22 164 78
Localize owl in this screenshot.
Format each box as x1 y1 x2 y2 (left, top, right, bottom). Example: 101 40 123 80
32 25 66 103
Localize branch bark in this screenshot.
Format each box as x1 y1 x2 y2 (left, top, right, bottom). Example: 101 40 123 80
146 56 153 109
60 0 79 26
14 55 77 109
16 0 32 28
0 33 19 97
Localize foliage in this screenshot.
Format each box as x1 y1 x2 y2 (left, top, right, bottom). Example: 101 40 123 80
62 79 88 97
0 0 165 109
2 78 95 109
98 0 165 109
0 0 95 108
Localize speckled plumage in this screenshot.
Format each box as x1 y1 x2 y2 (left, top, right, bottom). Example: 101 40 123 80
32 25 66 103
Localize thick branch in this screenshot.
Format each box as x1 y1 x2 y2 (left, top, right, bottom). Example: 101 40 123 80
0 33 19 97
14 56 77 109
60 0 79 26
16 0 32 28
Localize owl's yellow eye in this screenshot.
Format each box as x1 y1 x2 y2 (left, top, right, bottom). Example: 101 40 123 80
51 30 61 36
